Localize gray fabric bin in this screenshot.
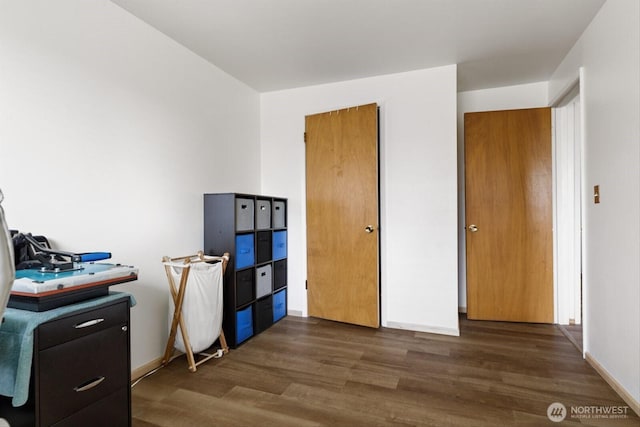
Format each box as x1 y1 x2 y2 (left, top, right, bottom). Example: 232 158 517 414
235 198 254 231
256 199 271 229
255 264 272 299
272 201 286 228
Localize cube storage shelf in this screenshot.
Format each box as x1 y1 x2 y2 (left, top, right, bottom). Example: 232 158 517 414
204 193 288 348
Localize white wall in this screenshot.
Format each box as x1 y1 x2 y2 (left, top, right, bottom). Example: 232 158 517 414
549 0 640 405
260 65 460 335
456 82 549 310
0 0 261 370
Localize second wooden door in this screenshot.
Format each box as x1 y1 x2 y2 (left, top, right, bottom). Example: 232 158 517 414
465 107 553 323
305 103 379 328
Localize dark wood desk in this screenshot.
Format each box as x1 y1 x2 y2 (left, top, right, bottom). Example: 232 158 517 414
0 295 131 426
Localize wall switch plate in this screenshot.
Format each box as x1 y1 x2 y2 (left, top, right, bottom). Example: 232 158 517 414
594 185 600 204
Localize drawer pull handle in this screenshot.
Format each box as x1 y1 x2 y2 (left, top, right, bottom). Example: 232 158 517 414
74 376 105 392
74 318 104 329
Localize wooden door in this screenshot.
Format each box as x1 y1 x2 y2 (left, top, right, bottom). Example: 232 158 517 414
305 103 379 328
465 107 553 323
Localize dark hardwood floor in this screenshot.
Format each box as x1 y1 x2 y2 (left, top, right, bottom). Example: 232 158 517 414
132 315 638 426
559 323 584 353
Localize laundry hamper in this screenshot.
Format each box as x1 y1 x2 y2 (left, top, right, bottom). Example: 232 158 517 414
162 251 229 372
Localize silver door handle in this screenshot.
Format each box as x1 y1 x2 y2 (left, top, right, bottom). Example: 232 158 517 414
364 225 375 233
468 224 478 232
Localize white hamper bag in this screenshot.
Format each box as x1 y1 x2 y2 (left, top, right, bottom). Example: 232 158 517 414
168 261 223 353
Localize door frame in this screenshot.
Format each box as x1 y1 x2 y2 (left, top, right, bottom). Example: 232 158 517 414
551 69 586 355
552 84 582 326
459 74 587 338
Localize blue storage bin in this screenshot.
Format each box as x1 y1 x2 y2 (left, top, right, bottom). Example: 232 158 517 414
236 305 253 344
272 230 287 261
273 288 287 322
235 233 254 269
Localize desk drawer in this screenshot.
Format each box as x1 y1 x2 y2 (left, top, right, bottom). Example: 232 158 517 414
37 324 129 426
37 299 128 350
52 387 129 427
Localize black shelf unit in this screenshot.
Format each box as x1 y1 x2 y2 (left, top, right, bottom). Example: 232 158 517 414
204 193 288 348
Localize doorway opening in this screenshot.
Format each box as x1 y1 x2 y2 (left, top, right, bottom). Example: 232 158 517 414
553 80 584 353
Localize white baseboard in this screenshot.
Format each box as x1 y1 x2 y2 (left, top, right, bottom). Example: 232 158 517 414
585 352 640 417
385 321 460 337
131 356 163 382
287 309 304 317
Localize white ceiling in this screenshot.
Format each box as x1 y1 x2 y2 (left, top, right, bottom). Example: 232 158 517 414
110 0 605 93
